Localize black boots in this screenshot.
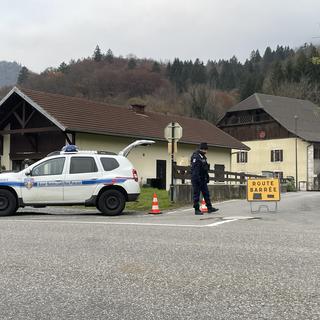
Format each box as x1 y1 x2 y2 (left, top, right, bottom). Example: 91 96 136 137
207 207 219 213
194 203 219 215
193 204 203 215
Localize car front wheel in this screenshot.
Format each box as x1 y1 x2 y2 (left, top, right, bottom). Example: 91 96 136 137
0 189 17 216
97 189 126 216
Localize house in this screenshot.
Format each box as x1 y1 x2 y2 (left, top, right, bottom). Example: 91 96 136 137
217 93 320 190
0 87 248 190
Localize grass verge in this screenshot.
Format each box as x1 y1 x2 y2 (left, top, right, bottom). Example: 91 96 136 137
126 187 182 212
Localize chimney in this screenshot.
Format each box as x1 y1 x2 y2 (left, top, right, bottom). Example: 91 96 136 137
129 104 146 114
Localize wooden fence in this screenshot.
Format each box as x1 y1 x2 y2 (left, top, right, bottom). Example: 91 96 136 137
173 163 264 184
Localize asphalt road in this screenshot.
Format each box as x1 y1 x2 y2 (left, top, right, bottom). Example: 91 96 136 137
0 192 319 320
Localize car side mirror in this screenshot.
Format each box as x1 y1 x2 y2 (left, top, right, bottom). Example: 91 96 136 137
25 169 32 176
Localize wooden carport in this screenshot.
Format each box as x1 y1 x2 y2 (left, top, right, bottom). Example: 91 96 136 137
0 88 74 171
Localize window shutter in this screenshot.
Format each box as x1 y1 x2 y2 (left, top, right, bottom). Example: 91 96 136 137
271 150 274 162
280 150 283 161
237 152 240 163
245 152 248 163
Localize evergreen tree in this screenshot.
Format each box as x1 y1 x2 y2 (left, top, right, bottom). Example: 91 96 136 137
181 60 193 87
240 75 256 100
17 66 29 84
190 59 207 84
168 58 185 92
166 62 172 77
250 50 262 63
93 45 102 62
219 61 236 90
207 64 219 88
128 58 137 69
105 49 114 63
270 61 284 91
151 61 161 73
293 51 307 81
58 62 69 73
263 47 274 65
285 60 294 82
275 45 286 61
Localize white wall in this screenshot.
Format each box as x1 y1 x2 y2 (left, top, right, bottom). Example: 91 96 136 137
75 133 231 190
231 138 310 183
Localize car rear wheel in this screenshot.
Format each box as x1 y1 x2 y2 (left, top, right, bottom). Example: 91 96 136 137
97 189 126 216
0 189 17 216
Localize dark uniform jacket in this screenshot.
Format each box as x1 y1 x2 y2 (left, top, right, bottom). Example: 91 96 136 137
191 150 210 184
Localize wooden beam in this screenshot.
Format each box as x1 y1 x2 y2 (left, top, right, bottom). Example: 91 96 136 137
64 132 75 144
25 110 35 127
64 132 72 144
0 101 22 128
13 102 28 129
13 111 24 127
9 152 49 161
0 127 61 135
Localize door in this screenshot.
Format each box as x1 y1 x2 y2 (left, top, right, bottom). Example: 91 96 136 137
63 156 102 202
156 160 166 189
21 157 66 203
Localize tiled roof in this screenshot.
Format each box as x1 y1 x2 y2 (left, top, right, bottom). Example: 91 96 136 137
220 93 320 143
1 87 249 150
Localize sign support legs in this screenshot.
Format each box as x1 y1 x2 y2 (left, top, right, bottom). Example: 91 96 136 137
250 201 278 213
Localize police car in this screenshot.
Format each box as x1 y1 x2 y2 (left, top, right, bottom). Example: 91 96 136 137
0 140 155 216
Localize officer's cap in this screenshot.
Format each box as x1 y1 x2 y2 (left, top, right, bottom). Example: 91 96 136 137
199 142 208 150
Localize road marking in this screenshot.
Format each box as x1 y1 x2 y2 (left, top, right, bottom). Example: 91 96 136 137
1 218 241 228
164 208 191 214
165 210 178 215
206 219 238 227
223 216 257 220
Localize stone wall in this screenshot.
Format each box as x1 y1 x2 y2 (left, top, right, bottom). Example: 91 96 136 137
174 184 247 203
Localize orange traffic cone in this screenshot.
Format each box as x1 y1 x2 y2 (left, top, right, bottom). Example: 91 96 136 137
200 198 208 213
149 193 162 214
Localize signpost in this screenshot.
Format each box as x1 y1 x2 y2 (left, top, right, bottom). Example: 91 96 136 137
247 178 280 212
164 122 183 202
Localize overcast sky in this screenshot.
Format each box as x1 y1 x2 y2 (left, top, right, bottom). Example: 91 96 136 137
1 0 320 73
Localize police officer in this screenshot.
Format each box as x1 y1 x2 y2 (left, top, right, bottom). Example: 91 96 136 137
191 142 219 215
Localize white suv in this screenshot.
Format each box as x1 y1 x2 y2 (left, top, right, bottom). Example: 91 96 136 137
0 140 154 216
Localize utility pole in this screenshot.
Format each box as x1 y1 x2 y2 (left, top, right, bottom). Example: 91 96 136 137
294 115 298 191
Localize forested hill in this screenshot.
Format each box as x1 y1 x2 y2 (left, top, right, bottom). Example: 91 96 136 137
3 43 320 123
0 61 21 87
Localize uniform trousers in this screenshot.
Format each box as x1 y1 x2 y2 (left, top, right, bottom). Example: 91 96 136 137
192 179 212 208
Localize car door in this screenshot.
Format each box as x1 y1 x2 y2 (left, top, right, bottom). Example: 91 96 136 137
63 155 102 202
118 140 155 157
21 157 66 203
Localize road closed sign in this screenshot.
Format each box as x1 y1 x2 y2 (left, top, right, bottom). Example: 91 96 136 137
247 178 280 202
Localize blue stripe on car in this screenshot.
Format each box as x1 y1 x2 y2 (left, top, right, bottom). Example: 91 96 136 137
0 182 24 187
0 178 128 188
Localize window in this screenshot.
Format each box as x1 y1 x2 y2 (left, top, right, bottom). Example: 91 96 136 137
273 171 283 179
70 157 98 174
100 157 119 171
32 157 65 176
237 151 248 163
271 150 283 162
